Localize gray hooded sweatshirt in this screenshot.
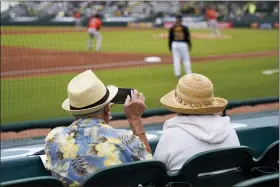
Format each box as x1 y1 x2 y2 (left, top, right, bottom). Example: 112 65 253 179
154 115 240 172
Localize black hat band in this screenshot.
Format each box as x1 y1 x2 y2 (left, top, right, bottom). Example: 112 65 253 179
70 87 109 110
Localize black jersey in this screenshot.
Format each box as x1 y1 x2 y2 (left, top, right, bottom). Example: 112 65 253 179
168 24 192 51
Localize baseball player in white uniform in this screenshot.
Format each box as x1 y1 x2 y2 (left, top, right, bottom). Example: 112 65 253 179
168 15 192 78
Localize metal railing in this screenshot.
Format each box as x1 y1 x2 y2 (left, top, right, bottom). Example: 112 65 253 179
1 97 278 133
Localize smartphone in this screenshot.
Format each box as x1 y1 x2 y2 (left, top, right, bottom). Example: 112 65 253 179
111 88 134 104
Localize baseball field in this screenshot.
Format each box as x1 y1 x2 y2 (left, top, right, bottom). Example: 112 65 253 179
1 27 279 124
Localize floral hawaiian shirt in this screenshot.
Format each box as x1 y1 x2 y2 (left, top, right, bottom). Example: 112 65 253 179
44 118 152 187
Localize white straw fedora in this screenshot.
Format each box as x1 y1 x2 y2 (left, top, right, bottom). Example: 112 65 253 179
160 73 228 114
62 70 118 115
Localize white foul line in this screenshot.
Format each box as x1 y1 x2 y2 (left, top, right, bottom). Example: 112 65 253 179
262 69 279 75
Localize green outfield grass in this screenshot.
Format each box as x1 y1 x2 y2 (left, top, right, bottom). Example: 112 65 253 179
1 56 278 124
1 28 278 56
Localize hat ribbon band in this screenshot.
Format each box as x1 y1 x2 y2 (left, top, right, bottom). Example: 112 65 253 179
70 88 109 110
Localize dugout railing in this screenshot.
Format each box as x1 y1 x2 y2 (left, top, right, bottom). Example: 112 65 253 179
0 97 278 133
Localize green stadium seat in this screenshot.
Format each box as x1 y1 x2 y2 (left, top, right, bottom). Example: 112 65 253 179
84 160 168 187
237 126 279 158
1 176 64 187
256 140 279 169
233 173 279 187
170 146 254 186
0 156 51 183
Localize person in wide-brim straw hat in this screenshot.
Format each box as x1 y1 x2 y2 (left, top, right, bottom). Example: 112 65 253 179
160 73 228 114
154 73 240 172
44 70 152 187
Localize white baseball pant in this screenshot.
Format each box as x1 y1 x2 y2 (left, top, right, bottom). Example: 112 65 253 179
208 19 221 36
75 18 81 29
88 28 102 51
172 41 192 77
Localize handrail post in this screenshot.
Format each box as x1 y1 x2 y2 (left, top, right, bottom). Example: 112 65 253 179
222 109 227 116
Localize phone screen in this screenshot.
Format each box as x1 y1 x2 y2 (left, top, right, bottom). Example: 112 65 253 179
111 88 133 104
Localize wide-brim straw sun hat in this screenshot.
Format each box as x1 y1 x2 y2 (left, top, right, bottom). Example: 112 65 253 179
160 73 228 114
62 70 118 116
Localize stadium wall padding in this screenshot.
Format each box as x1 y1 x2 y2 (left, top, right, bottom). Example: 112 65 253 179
1 97 278 132
1 15 278 28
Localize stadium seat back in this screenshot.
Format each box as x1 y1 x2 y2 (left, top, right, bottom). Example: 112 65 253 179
1 176 64 187
256 140 279 169
237 126 279 157
84 160 168 187
234 173 279 187
0 156 51 183
171 146 254 186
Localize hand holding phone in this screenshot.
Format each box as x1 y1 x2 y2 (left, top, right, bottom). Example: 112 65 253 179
124 89 146 120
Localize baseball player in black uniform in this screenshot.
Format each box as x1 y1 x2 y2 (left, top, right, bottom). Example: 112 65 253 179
169 14 192 78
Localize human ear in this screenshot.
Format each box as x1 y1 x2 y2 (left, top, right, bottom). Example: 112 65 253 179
104 104 111 116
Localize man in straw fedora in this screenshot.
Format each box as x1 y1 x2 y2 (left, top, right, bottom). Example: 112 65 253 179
44 70 152 187
154 73 240 172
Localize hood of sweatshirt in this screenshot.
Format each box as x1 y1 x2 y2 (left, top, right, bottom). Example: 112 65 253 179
163 115 232 144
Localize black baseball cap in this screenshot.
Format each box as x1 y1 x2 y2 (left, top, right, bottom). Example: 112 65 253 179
94 14 100 18
175 14 183 19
